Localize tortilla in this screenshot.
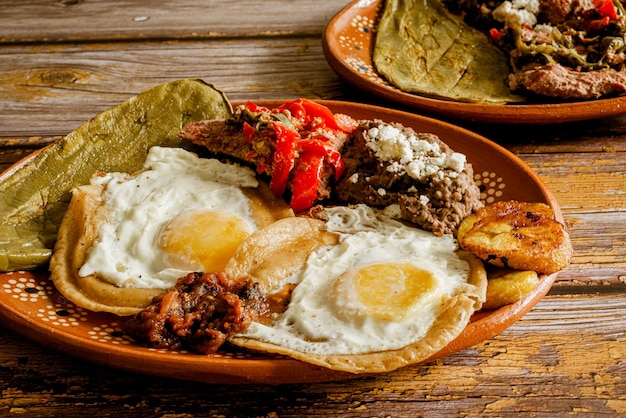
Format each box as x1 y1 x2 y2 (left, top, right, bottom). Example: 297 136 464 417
229 217 487 374
50 184 163 316
50 177 294 316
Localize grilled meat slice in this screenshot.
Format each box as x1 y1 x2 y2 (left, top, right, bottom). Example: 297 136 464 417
180 101 356 212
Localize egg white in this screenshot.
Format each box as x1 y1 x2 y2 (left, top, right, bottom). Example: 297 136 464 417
78 146 259 289
238 204 472 354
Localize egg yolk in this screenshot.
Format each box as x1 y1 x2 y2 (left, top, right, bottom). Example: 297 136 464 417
159 210 252 272
332 262 437 321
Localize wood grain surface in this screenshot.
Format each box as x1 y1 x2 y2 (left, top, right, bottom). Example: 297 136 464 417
1 0 625 416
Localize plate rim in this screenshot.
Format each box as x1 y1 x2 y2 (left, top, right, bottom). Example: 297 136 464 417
322 0 626 124
0 99 561 384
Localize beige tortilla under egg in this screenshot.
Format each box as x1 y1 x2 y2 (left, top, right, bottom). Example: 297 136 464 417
229 225 487 375
50 175 294 316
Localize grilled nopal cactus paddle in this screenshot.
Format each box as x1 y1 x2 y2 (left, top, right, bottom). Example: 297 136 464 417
373 0 524 104
0 79 232 272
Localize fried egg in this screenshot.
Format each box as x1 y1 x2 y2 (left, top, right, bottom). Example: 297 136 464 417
78 146 289 290
236 204 485 357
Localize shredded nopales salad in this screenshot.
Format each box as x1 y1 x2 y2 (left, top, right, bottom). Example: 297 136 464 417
443 0 626 98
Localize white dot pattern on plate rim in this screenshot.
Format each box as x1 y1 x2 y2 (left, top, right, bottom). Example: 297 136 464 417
0 272 261 358
36 304 89 327
475 171 506 204
3 273 53 302
340 13 391 87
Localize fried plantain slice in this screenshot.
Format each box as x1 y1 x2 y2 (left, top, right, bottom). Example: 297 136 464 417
458 200 573 274
483 269 540 310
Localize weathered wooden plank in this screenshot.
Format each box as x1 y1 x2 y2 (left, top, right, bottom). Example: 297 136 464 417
0 39 353 136
519 148 625 283
472 114 626 150
519 152 625 211
1 0 623 414
1 293 624 416
0 0 348 44
4 42 626 151
549 211 625 284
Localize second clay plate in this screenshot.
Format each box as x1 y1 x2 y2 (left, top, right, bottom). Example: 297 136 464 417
322 0 626 124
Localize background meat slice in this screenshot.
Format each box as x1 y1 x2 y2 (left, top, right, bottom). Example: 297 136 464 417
538 0 576 24
509 63 626 99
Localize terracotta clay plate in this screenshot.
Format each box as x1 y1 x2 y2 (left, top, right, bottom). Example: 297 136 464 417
322 0 626 124
0 100 561 384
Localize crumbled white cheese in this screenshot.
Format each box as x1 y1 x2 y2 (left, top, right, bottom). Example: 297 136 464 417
406 159 440 180
419 195 430 206
493 0 539 27
349 173 359 183
366 125 441 164
387 161 404 174
364 123 466 181
579 0 595 9
534 24 553 34
377 188 387 196
446 152 466 173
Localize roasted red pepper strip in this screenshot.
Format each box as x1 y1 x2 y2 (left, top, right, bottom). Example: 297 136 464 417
594 0 618 20
276 98 356 133
290 151 325 213
242 98 355 212
243 122 255 143
587 16 611 31
297 139 345 180
299 99 341 131
489 28 502 42
269 122 299 196
245 101 270 113
300 99 359 133
277 99 307 121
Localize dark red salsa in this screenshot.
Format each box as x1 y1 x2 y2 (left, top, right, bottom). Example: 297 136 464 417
123 271 269 354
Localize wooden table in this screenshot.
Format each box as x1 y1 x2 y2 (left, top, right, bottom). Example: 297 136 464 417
1 1 625 416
